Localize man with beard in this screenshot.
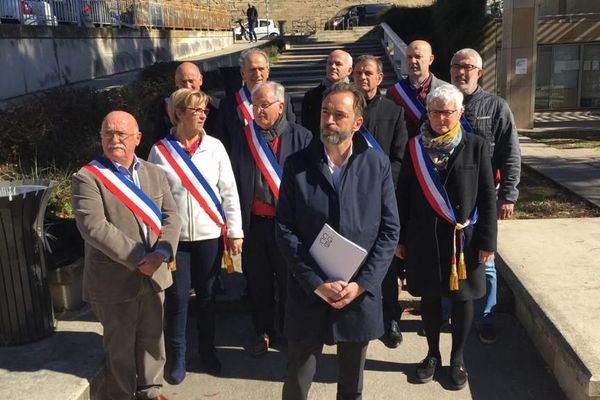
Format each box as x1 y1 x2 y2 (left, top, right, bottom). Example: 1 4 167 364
276 82 399 400
353 54 407 349
450 48 521 344
231 81 312 357
387 40 447 137
301 49 353 136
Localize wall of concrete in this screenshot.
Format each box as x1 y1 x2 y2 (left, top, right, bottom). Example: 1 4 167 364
0 26 233 100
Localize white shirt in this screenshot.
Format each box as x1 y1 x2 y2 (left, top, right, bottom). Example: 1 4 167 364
325 144 353 192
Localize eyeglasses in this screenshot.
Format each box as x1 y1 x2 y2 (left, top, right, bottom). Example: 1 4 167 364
100 131 135 140
253 100 280 111
186 107 210 115
428 110 457 118
450 63 480 72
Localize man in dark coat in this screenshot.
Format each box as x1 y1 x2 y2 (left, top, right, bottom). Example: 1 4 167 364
246 3 258 42
276 82 400 400
353 54 408 349
231 80 312 357
215 48 296 154
451 48 521 344
387 40 447 137
301 49 353 136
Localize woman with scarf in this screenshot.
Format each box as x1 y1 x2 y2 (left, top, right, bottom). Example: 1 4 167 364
148 88 244 381
396 84 497 390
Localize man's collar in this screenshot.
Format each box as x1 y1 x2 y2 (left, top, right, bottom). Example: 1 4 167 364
111 156 140 174
408 72 431 89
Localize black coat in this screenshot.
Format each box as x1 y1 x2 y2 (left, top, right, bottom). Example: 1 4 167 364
300 83 327 136
215 91 296 154
230 121 312 233
397 132 497 300
363 93 408 187
276 135 400 343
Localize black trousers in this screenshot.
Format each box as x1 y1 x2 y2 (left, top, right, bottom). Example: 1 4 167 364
382 257 403 324
283 340 369 400
243 215 287 336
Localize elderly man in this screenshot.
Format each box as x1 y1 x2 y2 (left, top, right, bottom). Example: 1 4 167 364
387 40 447 136
230 81 312 357
216 48 296 153
301 49 353 136
352 54 407 349
72 111 181 400
450 48 521 344
277 82 400 400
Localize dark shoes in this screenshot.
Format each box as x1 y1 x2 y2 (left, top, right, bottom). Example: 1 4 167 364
449 361 468 390
250 333 270 357
164 356 186 385
200 350 222 376
478 323 497 344
382 320 403 348
416 356 440 383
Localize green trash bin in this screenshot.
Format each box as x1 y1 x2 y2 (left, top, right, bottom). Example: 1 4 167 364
0 180 56 345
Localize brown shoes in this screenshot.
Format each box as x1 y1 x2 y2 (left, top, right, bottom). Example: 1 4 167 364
250 333 270 357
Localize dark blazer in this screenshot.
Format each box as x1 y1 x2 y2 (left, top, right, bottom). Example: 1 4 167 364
72 159 182 304
231 121 312 233
215 91 296 154
397 132 497 300
300 83 327 136
276 135 400 344
363 93 408 186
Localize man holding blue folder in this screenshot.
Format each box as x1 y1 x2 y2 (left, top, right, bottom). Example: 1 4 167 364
276 82 400 400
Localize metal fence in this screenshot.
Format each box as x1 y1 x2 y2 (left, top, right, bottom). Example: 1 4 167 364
0 0 230 30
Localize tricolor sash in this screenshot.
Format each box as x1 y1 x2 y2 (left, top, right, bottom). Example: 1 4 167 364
359 126 383 153
153 135 226 229
460 115 474 134
408 135 478 291
389 80 426 127
234 85 254 126
84 157 163 236
244 121 282 200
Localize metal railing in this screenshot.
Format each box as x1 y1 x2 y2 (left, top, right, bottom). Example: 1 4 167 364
0 0 230 30
380 22 406 79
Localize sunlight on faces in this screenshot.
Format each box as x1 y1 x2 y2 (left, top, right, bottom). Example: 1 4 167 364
241 53 270 91
320 92 362 145
406 41 434 82
427 99 463 136
100 111 141 166
176 97 208 134
252 86 283 129
353 59 383 98
450 54 483 95
175 63 203 90
326 51 353 83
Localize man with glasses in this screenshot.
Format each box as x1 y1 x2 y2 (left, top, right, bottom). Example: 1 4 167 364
72 111 181 400
352 54 407 349
450 48 521 344
230 81 312 357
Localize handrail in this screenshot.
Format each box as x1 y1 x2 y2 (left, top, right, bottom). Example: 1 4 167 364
380 22 407 80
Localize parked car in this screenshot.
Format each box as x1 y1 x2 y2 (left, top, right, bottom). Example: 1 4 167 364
234 18 280 40
324 3 393 30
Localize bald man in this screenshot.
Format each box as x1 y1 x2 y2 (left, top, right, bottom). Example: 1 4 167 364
387 40 447 136
72 111 181 400
301 49 353 135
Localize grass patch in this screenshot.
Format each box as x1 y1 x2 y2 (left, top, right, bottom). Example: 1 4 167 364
522 130 600 149
514 164 600 219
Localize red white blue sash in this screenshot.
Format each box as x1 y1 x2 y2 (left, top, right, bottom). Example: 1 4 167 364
459 115 474 134
234 85 254 126
408 135 478 290
244 121 282 200
152 135 226 228
390 80 426 127
359 126 383 153
84 157 163 236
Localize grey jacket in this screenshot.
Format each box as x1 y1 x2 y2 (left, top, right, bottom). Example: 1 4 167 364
462 87 521 203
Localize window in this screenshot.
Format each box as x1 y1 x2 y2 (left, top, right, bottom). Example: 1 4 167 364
580 44 600 107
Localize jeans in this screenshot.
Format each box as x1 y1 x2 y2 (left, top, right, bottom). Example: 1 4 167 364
248 20 257 41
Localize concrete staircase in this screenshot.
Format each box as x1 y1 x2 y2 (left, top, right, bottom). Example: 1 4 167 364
271 27 397 121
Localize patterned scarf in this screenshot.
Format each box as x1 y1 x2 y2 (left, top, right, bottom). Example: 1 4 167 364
420 121 462 170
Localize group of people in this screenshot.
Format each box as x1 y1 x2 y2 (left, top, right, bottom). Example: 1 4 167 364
72 38 520 400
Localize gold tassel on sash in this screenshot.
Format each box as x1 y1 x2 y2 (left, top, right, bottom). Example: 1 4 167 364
168 258 176 271
449 262 459 291
222 249 235 274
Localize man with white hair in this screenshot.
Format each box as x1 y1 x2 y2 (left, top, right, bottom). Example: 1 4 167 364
301 49 353 135
229 81 312 357
450 47 521 344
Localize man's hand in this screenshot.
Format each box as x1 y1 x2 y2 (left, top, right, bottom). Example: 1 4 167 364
497 199 515 220
315 281 348 304
138 251 166 276
395 244 406 259
478 250 494 264
228 238 243 255
330 282 365 309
